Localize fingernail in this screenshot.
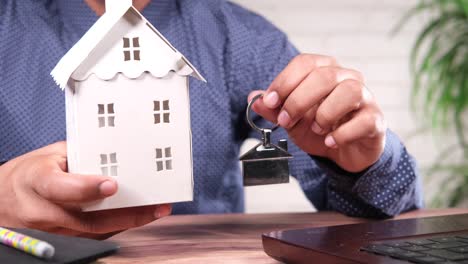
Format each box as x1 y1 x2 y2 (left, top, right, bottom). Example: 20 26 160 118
325 135 338 148
154 204 172 219
263 91 279 108
99 180 117 196
311 122 324 135
277 110 291 128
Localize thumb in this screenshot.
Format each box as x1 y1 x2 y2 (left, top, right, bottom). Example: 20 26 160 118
26 155 118 204
247 90 280 124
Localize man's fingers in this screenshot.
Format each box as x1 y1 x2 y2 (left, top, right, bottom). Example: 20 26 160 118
263 54 339 109
19 179 170 235
278 67 363 129
72 204 171 234
325 108 386 149
17 196 84 231
247 90 264 102
5 141 68 169
287 105 319 139
153 203 172 218
313 79 372 135
30 141 67 158
248 90 279 124
29 158 117 203
19 201 167 235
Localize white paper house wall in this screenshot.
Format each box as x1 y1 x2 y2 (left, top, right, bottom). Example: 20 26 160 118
51 0 205 211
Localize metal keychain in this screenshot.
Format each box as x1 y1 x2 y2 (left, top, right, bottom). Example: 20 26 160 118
240 94 293 186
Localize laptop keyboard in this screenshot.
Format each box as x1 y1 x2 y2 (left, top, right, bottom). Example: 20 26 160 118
361 235 468 263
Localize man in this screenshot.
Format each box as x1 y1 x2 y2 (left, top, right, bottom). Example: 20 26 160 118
0 0 423 238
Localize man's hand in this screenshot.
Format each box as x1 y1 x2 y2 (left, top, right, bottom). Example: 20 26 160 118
250 54 387 173
0 142 171 239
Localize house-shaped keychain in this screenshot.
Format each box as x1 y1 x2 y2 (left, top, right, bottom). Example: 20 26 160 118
51 0 205 211
240 94 293 186
240 136 292 186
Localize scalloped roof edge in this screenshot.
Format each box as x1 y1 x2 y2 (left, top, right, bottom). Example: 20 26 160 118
73 68 196 83
50 4 206 90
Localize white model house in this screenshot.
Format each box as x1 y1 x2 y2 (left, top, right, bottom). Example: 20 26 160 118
51 0 205 211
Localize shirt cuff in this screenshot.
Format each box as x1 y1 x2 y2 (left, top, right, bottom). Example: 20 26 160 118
312 130 419 217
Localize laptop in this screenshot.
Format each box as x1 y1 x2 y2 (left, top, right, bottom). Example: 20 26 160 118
262 213 468 263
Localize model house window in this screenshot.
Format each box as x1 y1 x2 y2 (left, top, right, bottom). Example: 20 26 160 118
100 153 118 176
98 103 115 127
155 147 173 171
123 37 140 61
154 100 170 124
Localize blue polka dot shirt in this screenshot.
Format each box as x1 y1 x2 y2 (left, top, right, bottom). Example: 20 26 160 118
0 0 423 218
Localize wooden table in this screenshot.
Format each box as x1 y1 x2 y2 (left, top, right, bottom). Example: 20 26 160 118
104 209 468 263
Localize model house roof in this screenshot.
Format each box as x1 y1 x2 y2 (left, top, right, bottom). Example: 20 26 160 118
239 143 293 161
51 0 205 89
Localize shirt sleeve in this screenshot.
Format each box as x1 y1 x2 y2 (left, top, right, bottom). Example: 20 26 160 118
313 130 424 218
224 2 423 218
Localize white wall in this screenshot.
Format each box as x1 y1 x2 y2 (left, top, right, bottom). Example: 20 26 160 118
231 0 439 213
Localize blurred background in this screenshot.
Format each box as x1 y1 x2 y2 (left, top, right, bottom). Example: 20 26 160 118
232 0 468 213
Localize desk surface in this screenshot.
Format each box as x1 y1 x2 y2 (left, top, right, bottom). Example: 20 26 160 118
105 209 468 263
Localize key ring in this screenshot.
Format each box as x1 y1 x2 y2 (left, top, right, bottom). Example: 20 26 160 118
246 93 279 147
246 93 279 133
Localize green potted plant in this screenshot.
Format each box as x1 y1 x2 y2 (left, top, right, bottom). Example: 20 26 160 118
396 0 468 206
